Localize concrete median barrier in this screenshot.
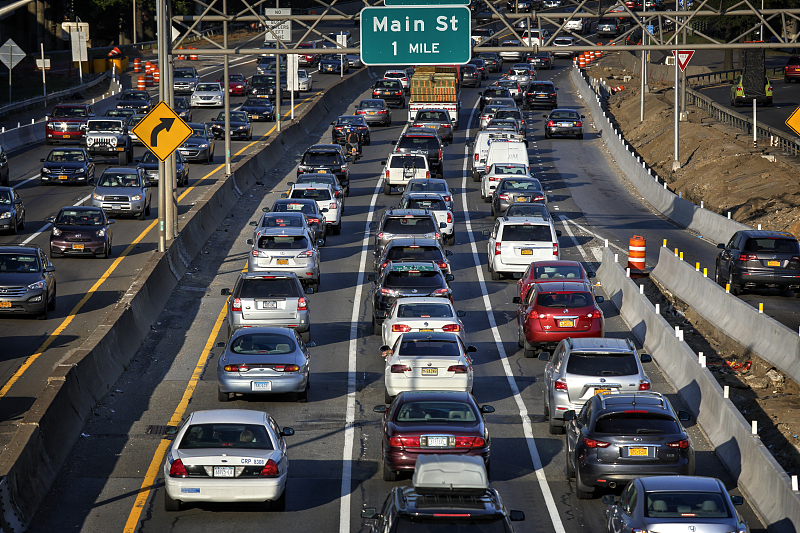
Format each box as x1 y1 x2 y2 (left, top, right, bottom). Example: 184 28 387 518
598 246 800 532
570 67 750 245
0 66 375 533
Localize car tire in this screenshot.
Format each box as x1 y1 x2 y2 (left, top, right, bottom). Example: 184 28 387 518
575 469 594 499
483 192 491 203
365 136 371 146
301 330 311 344
164 491 182 512
491 270 501 281
384 182 391 195
372 315 381 336
333 222 342 235
217 388 230 402
118 151 127 166
37 295 48 320
48 284 57 311
10 215 17 235
730 280 741 296
383 461 398 481
549 416 564 435
107 241 113 257
296 383 308 403
545 132 552 139
484 459 490 479
270 488 287 512
472 170 480 183
577 133 584 139
566 451 575 478
523 338 536 359
446 233 455 246
714 263 724 286
543 392 550 418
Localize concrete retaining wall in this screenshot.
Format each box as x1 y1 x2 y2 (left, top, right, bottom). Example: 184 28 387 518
570 66 750 245
615 50 711 84
598 246 800 532
0 65 376 533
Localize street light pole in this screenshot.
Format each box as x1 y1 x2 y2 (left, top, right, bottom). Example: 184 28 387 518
224 0 231 175
164 0 176 241
156 0 166 252
672 0 681 171
133 0 137 45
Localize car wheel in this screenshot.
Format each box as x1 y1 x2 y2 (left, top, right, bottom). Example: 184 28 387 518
472 170 480 183
296 382 308 403
333 221 342 235
545 132 552 139
48 284 57 311
446 233 455 246
543 391 550 418
384 182 391 195
730 280 741 296
164 491 182 512
138 209 146 221
37 295 48 320
517 325 525 348
118 151 127 166
217 388 230 402
490 203 496 217
10 215 17 235
483 192 491 203
566 450 574 478
577 133 584 139
714 263 724 286
491 270 501 281
270 488 287 512
549 415 564 435
365 136 371 146
575 469 594 499
523 338 536 359
372 315 381 336
484 459 491 479
383 461 397 481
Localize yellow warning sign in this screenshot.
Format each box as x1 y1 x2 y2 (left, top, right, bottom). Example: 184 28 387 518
131 101 193 161
786 106 800 138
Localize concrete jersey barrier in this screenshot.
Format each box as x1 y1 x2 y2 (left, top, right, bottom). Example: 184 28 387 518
598 246 800 532
569 66 750 245
0 65 377 533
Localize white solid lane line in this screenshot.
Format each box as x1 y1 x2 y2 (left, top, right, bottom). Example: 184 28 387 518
21 192 93 245
460 102 567 533
13 173 41 189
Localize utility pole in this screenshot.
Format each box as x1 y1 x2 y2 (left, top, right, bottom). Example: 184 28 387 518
164 0 176 241
680 5 687 120
133 0 137 45
224 0 231 175
672 0 680 171
275 0 281 133
156 0 167 252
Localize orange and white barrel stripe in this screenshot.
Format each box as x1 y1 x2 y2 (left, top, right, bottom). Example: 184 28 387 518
628 235 646 272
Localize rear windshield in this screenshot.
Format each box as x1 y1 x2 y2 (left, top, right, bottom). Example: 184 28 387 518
566 352 639 376
303 152 340 166
594 412 681 435
375 80 401 89
239 278 300 298
397 137 439 152
408 182 446 193
510 69 529 76
390 156 427 169
643 492 731 519
536 292 593 308
416 111 449 122
385 271 443 288
179 424 274 450
530 83 554 91
397 303 453 318
257 235 309 249
743 238 800 254
297 176 337 187
493 165 528 175
395 401 477 422
261 215 304 228
788 56 800 66
290 188 332 201
495 110 522 120
405 198 447 211
484 89 509 97
506 205 550 218
533 264 582 279
550 111 580 120
554 38 574 45
336 116 363 125
383 217 437 234
394 516 506 532
398 339 459 356
598 18 618 24
386 246 443 262
230 332 296 354
273 202 316 215
500 180 541 191
500 224 551 242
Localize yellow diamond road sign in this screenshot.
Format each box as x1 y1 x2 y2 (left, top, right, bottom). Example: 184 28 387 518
786 105 800 138
132 101 193 162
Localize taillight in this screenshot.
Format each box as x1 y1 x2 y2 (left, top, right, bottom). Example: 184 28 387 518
380 288 398 296
489 177 501 182
308 217 320 224
260 459 279 477
553 242 559 256
252 249 259 257
437 260 448 270
438 149 442 160
329 202 338 209
377 232 385 239
583 438 610 448
550 93 557 97
298 297 307 311
432 288 450 296
385 169 390 178
446 212 452 224
380 261 389 270
547 120 555 127
169 459 188 477
224 364 249 372
296 250 314 257
392 324 411 332
273 364 301 372
576 121 583 128
402 77 407 81
232 298 242 312
499 194 510 200
554 379 567 390
442 123 451 128
455 436 485 447
667 439 690 449
533 194 544 202
638 380 651 391
442 323 461 332
394 91 402 95
791 256 800 263
740 253 758 262
494 243 502 255
391 364 411 373
474 153 479 161
442 195 451 202
448 365 468 373
425 171 430 178
388 435 420 447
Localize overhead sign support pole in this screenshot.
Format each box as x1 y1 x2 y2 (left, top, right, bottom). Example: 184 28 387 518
164 0 176 241
156 0 167 252
224 0 231 176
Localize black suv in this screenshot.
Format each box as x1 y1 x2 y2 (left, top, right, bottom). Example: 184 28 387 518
564 391 694 499
715 230 800 295
367 261 454 328
297 145 350 194
115 90 153 114
370 207 445 259
392 132 444 178
372 79 405 108
0 245 57 319
479 87 513 111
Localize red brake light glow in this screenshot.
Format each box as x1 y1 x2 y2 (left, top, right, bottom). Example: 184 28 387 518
583 438 610 448
554 378 567 390
232 298 242 312
448 365 468 373
667 439 690 449
442 323 461 332
298 297 308 311
260 459 279 477
495 243 502 255
638 380 651 390
392 324 411 332
388 435 420 447
169 458 188 477
390 364 411 373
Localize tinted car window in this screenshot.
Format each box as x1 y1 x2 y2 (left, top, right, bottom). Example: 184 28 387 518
273 202 316 215
395 401 477 422
495 110 522 120
594 412 682 435
500 225 551 241
398 339 459 356
405 198 447 210
383 217 437 234
742 237 800 253
397 136 439 152
88 121 124 132
375 80 401 89
0 253 39 272
257 235 310 249
416 111 449 121
505 205 550 218
397 303 453 318
408 182 446 193
239 278 300 298
261 215 304 228
395 516 507 532
337 116 363 125
533 265 581 278
230 332 297 354
550 111 580 120
494 165 528 175
386 246 443 262
566 352 639 376
390 156 427 169
51 107 87 118
55 209 104 225
385 271 443 289
536 292 592 307
290 189 332 201
500 180 541 191
303 152 340 165
644 492 731 518
98 173 140 187
179 424 274 450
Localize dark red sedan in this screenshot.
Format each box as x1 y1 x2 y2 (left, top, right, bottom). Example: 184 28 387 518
47 206 114 258
223 73 247 96
513 280 604 358
374 390 494 481
516 260 594 300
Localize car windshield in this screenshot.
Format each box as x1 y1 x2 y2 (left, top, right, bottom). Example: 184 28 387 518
290 188 332 201
321 54 342 61
87 120 123 133
174 99 188 109
416 111 449 122
244 98 269 107
397 303 453 318
743 237 800 254
500 180 542 191
0 253 39 272
239 278 300 298
397 137 439 152
408 182 446 193
179 423 274 450
395 401 477 423
566 352 639 376
500 224 551 242
303 152 340 166
386 246 443 262
644 491 732 518
273 202 316 215
119 93 148 101
404 197 447 211
398 339 460 356
257 235 310 250
229 74 245 81
174 70 196 79
337 116 363 125
105 110 133 117
495 110 521 120
383 218 437 235
190 127 207 137
230 332 297 354
0 191 11 204
594 412 681 435
533 265 582 280
260 214 304 228
391 156 427 169
216 111 248 122
251 76 272 87
55 209 104 226
536 292 592 308
50 107 87 118
46 150 85 163
196 83 220 92
477 53 498 59
98 173 140 187
550 111 580 120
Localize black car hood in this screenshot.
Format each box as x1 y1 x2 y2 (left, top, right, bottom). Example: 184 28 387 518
0 205 12 214
0 272 44 286
212 120 248 128
241 105 272 112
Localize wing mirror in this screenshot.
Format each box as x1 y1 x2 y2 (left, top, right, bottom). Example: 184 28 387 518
249 220 257 226
216 341 226 348
512 296 521 304
46 216 55 223
480 404 495 413
601 495 618 505
456 310 466 317
108 219 116 224
280 427 295 437
246 238 254 245
717 243 725 249
730 495 744 505
466 345 477 353
678 410 691 421
221 288 231 295
164 425 178 436
595 295 604 304
445 250 453 256
509 511 525 522
563 410 576 421
368 221 378 230
316 239 325 247
439 222 447 229
45 265 55 272
538 351 551 361
587 271 596 278
640 353 653 363
482 229 491 236
280 193 288 199
373 405 387 413
556 230 562 237
445 274 455 282
380 161 386 166
305 286 315 294
361 508 380 519
262 207 270 212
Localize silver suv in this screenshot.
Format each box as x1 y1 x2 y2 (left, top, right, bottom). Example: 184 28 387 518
246 227 323 288
221 271 313 342
541 337 653 435
173 67 200 95
369 208 444 260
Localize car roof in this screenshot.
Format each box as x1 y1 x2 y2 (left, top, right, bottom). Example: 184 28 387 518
49 147 86 152
738 230 796 239
274 198 316 205
102 167 139 174
531 260 583 268
407 178 447 185
404 192 447 199
638 476 723 493
241 271 300 280
394 297 454 305
535 281 592 292
386 237 440 247
256 227 308 237
188 409 267 426
0 244 40 253
309 143 344 151
291 183 333 191
568 337 633 351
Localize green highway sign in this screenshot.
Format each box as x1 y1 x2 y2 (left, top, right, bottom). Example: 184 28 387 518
385 0 468 4
360 6 471 66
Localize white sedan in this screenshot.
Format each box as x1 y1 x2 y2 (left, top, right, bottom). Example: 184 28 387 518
190 82 224 108
163 409 294 512
381 297 466 348
297 69 313 92
382 332 476 404
481 163 531 201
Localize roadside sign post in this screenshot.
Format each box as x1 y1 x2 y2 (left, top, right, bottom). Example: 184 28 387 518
265 5 289 132
38 44 48 104
286 53 298 120
70 31 88 84
671 49 694 170
0 39 25 103
359 6 471 66
337 34 347 80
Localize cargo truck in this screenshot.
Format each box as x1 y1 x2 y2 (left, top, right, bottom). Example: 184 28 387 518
408 65 462 129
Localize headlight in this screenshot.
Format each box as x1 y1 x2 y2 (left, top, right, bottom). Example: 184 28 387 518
130 194 142 201
27 281 46 290
110 138 118 147
41 167 50 173
47 122 55 129
0 212 10 219
236 85 243 89
96 229 106 237
214 96 222 100
237 126 247 130
92 193 103 200
199 143 208 148
86 138 94 147
75 167 85 173
51 226 62 237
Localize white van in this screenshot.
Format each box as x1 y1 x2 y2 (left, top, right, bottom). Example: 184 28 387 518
484 140 530 176
470 131 526 182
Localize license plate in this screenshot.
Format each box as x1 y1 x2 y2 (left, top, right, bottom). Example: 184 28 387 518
558 319 574 327
559 122 572 127
63 135 71 139
251 381 272 391
594 388 610 395
58 175 68 180
516 197 528 202
260 301 278 309
427 436 448 447
419 328 434 332
768 260 780 266
368 111 375 115
251 115 260 119
521 249 533 255
318 169 327 173
113 204 122 210
277 259 289 265
214 466 235 477
72 244 84 250
0 302 10 308
628 447 648 457
421 368 438 376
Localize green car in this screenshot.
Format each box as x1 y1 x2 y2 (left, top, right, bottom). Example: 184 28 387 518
730 75 773 107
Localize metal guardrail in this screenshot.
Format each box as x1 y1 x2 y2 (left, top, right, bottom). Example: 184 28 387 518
685 66 786 88
0 72 106 119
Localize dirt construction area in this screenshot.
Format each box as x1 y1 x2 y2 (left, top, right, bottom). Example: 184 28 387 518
584 53 800 477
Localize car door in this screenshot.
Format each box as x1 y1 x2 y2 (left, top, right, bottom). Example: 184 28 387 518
566 400 591 466
39 249 54 294
487 219 500 265
719 232 738 273
544 342 565 403
382 301 399 342
267 415 289 470
608 482 634 533
12 189 23 225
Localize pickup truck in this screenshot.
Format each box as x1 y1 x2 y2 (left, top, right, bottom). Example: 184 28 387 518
46 104 94 145
408 65 461 129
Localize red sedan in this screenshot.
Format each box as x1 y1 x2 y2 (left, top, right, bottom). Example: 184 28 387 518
516 260 594 300
513 280 604 358
374 391 494 481
223 73 247 96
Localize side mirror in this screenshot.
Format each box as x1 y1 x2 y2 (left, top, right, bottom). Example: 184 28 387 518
316 239 325 247
466 345 477 353
45 265 55 272
542 115 548 118
482 230 491 236
587 271 596 278
134 159 140 163
538 351 551 361
46 216 55 223
262 207 270 212
380 161 386 166
456 310 466 317
249 221 257 226
305 286 315 295
717 243 725 249
512 296 521 304
306 341 317 347
678 410 691 421
221 288 231 295
509 510 525 522
556 230 562 237
391 140 397 145
368 221 378 230
480 404 495 413
730 495 744 505
361 508 379 519
580 114 585 118
373 405 387 413
380 344 390 351
640 353 653 363
330 122 335 125
246 238 254 245
367 273 376 282
563 410 576 421
164 426 178 436
595 296 604 304
439 222 447 229
601 495 617 505
445 274 455 282
216 341 226 348
280 427 295 437
108 219 116 224
445 250 453 256
40 158 46 162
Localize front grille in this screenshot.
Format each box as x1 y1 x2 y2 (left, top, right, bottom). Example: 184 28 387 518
105 195 129 202
65 236 92 242
0 287 27 298
51 167 77 175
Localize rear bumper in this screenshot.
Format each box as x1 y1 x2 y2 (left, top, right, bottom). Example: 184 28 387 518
524 320 604 346
736 270 800 288
578 458 695 490
384 446 489 472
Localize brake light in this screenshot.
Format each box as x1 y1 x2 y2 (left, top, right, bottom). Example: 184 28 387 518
583 438 610 448
432 288 450 296
638 380 651 390
169 459 188 477
329 202 338 209
273 364 301 372
252 249 259 257
426 171 430 178
554 379 567 390
533 194 544 202
550 93 557 97
474 153 479 161
576 121 583 128
448 364 468 373
388 435 419 447
547 120 555 127
402 77 408 81
380 288 399 297
308 217 320 224
298 297 307 311
380 261 389 270
232 298 242 312
499 194 510 200
442 323 461 332
495 243 502 255
446 212 452 224
528 309 541 319
394 91 402 95
553 242 559 256
377 232 384 239
442 123 451 128
392 324 411 332
334 126 344 130
260 459 280 477
437 260 448 270
489 177 501 182
438 149 442 160
296 250 314 257
455 436 485 447
224 364 249 372
792 256 800 263
740 253 758 262
390 364 411 373
667 439 690 449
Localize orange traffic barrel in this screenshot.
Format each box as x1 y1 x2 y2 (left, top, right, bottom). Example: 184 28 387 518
145 71 153 87
153 67 160 84
133 58 141 73
596 50 604 59
145 61 152 74
137 75 146 90
628 235 646 273
189 47 198 60
579 56 586 68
